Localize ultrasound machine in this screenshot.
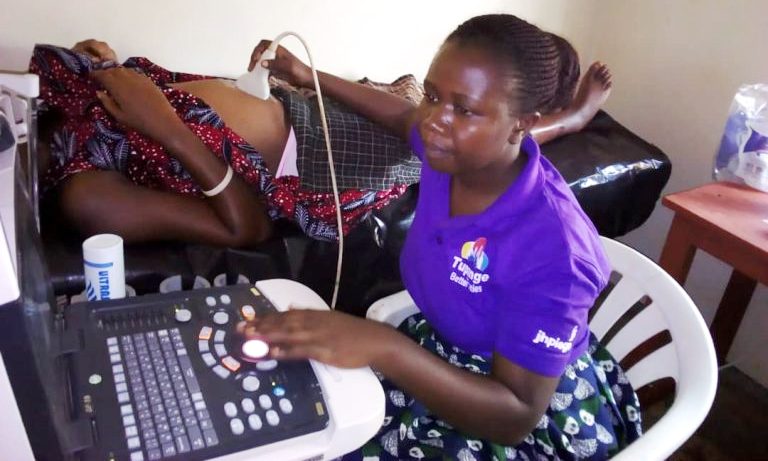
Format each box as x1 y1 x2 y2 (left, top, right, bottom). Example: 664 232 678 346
0 74 385 461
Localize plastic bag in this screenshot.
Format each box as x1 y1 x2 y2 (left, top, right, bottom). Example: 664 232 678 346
714 83 768 192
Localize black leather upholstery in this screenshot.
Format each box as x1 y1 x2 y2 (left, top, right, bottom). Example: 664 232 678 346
42 111 670 315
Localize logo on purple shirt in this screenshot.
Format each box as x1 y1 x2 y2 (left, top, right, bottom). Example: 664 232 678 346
450 238 491 293
531 326 579 354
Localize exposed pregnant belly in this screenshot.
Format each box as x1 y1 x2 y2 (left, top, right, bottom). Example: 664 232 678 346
169 79 289 172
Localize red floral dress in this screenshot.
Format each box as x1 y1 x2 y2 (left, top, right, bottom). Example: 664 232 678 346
30 44 410 240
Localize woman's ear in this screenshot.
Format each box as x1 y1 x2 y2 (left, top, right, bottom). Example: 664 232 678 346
509 112 541 144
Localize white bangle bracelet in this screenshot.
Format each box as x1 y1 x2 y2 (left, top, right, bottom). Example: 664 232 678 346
202 165 234 197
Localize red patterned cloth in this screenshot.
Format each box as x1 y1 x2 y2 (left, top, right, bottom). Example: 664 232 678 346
31 44 414 240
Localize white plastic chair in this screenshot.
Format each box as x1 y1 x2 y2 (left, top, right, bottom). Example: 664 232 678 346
366 236 718 460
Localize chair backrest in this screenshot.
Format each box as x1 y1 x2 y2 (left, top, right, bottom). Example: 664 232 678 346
591 236 718 460
367 237 718 460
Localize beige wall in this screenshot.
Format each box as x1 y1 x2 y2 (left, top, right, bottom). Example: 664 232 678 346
0 0 596 80
593 0 768 386
2 0 766 385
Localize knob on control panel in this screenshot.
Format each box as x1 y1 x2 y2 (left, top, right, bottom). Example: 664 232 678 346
175 308 192 323
241 339 270 361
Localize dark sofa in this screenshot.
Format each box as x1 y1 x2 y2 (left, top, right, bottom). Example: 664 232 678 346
42 110 670 316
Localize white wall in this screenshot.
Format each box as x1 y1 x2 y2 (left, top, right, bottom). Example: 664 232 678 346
592 0 768 386
0 0 596 81
2 0 766 385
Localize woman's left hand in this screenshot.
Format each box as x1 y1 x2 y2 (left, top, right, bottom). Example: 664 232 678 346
91 68 182 143
238 309 395 369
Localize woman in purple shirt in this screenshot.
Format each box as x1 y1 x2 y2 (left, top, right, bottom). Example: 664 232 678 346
242 14 640 460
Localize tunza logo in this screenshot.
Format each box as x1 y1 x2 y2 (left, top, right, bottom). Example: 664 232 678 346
531 326 578 354
449 238 490 293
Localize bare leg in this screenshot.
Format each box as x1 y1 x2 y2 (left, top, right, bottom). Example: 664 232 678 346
57 170 273 247
531 61 613 145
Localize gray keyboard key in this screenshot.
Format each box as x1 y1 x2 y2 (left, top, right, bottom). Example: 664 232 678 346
181 406 196 418
203 428 219 447
187 425 204 450
145 437 159 450
159 432 173 444
171 424 186 437
177 355 201 394
142 428 157 441
126 436 141 450
161 442 176 457
175 434 191 453
199 418 213 431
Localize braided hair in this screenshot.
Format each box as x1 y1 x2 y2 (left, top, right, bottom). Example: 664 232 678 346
445 14 561 115
549 32 581 113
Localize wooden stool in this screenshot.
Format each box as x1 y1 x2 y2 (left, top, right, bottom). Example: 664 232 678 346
659 182 768 364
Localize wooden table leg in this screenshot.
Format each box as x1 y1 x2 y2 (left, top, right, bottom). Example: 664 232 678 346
710 270 757 365
659 214 697 284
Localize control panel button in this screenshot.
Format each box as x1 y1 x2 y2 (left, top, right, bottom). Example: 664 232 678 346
240 304 256 320
265 410 280 426
197 340 209 353
241 376 260 392
272 386 286 398
258 394 272 410
241 398 255 414
247 414 262 430
214 344 228 357
220 294 231 305
222 356 241 372
198 327 212 340
255 359 278 371
212 365 230 379
201 353 216 367
242 339 269 361
212 312 229 325
213 330 226 343
278 398 293 414
174 308 192 323
229 418 244 435
224 402 237 418
205 296 216 307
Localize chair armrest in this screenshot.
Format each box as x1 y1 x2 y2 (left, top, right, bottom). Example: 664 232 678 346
610 364 717 461
365 290 419 327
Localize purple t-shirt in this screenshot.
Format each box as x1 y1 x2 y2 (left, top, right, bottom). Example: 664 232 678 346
401 132 610 377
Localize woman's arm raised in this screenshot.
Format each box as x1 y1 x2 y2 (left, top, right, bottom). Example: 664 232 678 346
249 40 417 140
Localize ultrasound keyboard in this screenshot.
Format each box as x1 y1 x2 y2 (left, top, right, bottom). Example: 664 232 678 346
110 328 218 459
66 281 343 461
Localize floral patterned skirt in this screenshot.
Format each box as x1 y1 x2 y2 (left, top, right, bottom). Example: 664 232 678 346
29 44 411 240
343 314 642 460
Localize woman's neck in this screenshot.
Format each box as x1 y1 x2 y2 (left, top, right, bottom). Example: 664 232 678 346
449 149 527 217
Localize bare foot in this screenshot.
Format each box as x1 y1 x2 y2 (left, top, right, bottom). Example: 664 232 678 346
530 61 612 145
568 61 612 130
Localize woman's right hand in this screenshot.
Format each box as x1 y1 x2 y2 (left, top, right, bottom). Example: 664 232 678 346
249 40 313 89
72 39 118 64
92 68 183 143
